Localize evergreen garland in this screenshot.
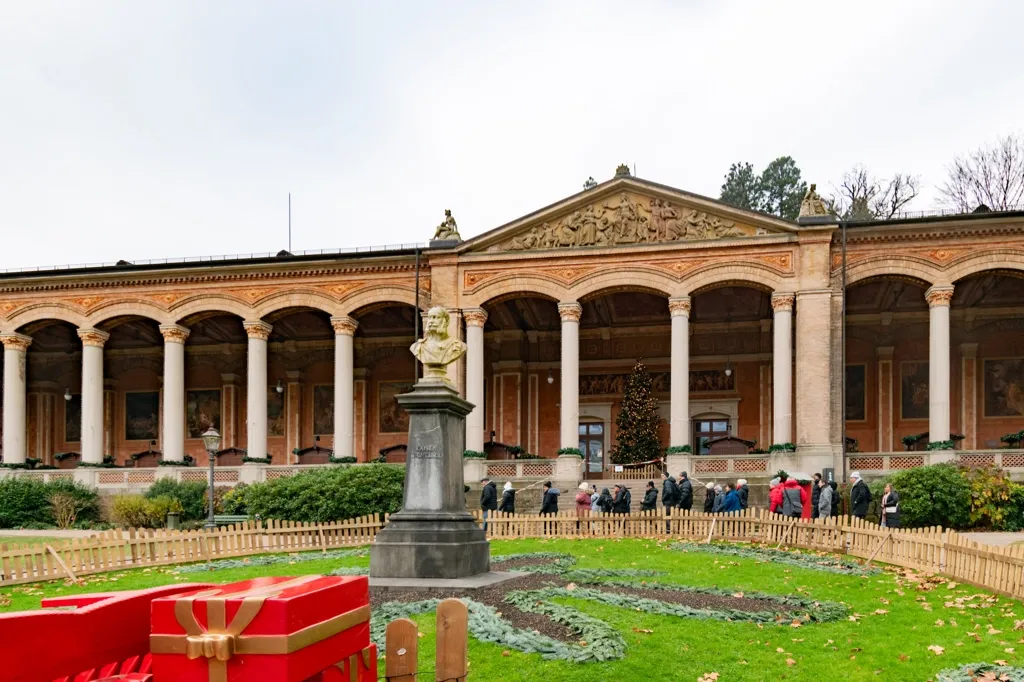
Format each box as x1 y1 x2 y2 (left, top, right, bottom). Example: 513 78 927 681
935 663 1024 682
610 359 662 464
494 552 663 580
671 542 880 576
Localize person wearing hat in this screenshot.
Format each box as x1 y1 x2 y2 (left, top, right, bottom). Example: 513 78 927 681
479 477 497 531
703 482 716 513
540 481 560 515
498 481 516 514
736 479 749 510
642 480 659 511
612 483 631 514
850 471 872 519
575 483 594 516
678 472 694 512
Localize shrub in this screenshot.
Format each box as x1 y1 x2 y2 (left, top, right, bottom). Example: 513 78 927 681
144 479 210 522
963 467 1015 530
557 447 583 457
664 445 691 455
236 465 405 522
221 483 249 515
49 492 88 529
110 494 161 528
462 450 487 459
887 463 971 529
0 477 99 528
769 443 796 453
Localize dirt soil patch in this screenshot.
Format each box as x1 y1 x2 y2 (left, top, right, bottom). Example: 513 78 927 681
371 555 798 644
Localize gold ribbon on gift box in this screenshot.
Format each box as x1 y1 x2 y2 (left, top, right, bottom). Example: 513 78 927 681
150 576 371 682
335 646 374 682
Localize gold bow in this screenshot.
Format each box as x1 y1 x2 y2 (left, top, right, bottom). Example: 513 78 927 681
335 646 375 682
150 576 370 682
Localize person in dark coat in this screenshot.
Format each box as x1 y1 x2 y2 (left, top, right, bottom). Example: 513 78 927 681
641 481 658 511
711 485 725 513
722 483 742 512
479 477 497 531
612 484 631 514
661 472 680 508
540 481 560 514
736 478 749 510
678 472 694 511
881 483 901 528
830 480 840 517
498 481 516 514
850 472 871 519
810 473 822 519
703 482 716 513
597 487 614 513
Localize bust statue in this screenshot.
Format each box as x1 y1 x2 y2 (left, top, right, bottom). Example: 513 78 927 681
432 209 462 241
410 306 467 383
798 183 830 218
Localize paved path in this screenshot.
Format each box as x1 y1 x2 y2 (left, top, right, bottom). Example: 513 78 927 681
960 532 1024 547
0 529 96 539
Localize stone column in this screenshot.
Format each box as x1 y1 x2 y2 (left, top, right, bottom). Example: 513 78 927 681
243 321 272 461
103 381 117 458
1 333 31 464
159 325 189 462
795 290 833 453
877 346 895 452
220 374 240 448
771 294 794 445
331 316 358 459
926 286 954 445
668 297 691 447
558 302 582 450
77 328 110 464
285 370 303 460
462 308 488 453
445 308 465 395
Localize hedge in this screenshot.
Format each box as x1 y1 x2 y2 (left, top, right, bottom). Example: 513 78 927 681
0 477 100 529
225 465 405 522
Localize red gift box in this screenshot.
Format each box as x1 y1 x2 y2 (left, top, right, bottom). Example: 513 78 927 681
150 575 376 682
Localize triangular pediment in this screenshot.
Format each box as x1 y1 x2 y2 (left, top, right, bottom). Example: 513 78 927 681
462 177 798 253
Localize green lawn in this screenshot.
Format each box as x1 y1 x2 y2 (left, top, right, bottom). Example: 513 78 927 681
0 536 61 548
2 538 1021 681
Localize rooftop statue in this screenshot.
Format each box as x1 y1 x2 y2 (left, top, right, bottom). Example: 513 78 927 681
798 183 830 218
432 209 462 241
410 306 467 383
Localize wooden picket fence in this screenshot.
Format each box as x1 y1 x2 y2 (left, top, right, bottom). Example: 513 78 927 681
476 508 1024 599
384 598 468 682
0 515 384 587
7 507 1024 605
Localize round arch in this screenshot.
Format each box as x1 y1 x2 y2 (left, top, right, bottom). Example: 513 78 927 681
340 285 425 317
569 268 677 301
252 289 343 320
945 249 1024 285
461 274 570 308
169 295 254 324
844 272 934 291
842 256 941 288
86 300 173 327
679 262 787 296
6 303 89 332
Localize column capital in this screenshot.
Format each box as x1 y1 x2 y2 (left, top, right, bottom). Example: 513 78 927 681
0 333 32 352
876 345 895 359
668 297 692 317
330 316 359 336
243 320 273 340
959 342 979 358
159 324 190 344
770 293 795 313
925 285 955 308
557 302 582 322
77 328 110 347
463 308 488 327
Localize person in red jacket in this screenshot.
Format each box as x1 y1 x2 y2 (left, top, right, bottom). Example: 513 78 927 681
768 477 784 514
780 475 809 518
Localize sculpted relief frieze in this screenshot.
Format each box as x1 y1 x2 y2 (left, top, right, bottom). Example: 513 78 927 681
493 192 773 252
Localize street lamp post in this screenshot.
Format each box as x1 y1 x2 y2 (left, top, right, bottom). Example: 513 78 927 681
201 427 222 529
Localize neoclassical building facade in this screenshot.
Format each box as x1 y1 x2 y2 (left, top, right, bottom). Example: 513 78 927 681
1 171 1022 479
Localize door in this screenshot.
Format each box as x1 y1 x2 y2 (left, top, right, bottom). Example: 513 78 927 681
578 422 605 474
693 418 730 455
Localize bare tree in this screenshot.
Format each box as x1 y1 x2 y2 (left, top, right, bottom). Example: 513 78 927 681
831 165 920 220
940 134 1024 212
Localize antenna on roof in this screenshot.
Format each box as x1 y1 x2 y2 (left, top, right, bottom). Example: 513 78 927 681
288 192 292 252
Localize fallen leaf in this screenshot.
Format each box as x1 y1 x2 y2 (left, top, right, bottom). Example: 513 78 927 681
1006 648 1016 654
927 645 945 655
786 658 796 666
632 628 653 634
501 651 510 657
790 620 803 628
995 659 1009 665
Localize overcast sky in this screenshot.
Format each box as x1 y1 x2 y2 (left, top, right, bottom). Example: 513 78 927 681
2 1 1022 270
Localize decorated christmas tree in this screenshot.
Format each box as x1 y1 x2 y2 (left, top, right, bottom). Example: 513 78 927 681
611 359 662 464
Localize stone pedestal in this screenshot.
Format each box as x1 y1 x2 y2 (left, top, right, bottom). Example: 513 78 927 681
370 380 489 579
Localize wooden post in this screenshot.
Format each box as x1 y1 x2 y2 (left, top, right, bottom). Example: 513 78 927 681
319 526 327 554
436 598 468 682
45 544 77 581
866 531 893 567
775 521 797 550
385 617 418 682
704 517 717 544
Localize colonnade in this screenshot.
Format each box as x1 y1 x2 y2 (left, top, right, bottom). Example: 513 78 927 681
0 282 959 464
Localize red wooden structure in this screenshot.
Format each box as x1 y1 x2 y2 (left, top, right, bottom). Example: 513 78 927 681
0 576 377 682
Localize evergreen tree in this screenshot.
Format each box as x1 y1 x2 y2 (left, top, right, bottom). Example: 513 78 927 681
611 359 662 464
719 162 760 211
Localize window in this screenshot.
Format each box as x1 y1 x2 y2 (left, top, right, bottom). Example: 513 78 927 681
578 422 604 473
693 419 730 455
